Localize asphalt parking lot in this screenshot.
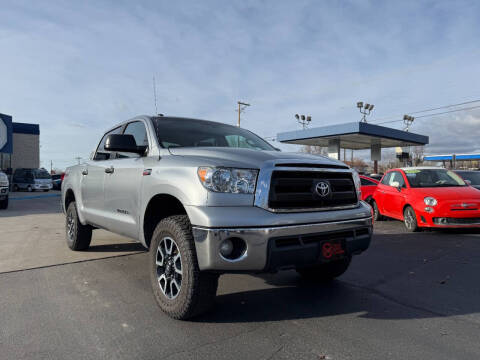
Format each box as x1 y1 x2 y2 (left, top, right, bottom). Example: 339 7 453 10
1 195 480 360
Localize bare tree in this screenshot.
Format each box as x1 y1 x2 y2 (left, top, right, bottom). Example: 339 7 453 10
301 145 328 156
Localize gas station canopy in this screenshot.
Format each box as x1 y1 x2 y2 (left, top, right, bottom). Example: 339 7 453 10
277 122 429 150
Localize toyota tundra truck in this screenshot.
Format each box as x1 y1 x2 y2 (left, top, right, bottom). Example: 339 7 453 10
62 115 372 319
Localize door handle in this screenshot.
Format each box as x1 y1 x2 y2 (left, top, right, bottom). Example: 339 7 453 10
105 166 114 174
82 169 88 176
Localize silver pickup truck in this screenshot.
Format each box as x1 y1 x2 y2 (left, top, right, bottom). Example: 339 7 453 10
62 115 372 319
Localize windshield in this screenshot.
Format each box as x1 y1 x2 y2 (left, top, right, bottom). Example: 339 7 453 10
404 169 466 188
151 118 275 151
457 171 480 185
33 169 51 179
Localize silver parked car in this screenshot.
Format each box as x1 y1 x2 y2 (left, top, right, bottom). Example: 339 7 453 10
62 115 373 319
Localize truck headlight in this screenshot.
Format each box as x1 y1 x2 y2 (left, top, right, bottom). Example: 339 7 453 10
197 167 258 194
352 170 362 200
424 197 437 206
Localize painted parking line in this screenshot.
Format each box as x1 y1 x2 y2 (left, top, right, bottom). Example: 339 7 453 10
10 193 61 201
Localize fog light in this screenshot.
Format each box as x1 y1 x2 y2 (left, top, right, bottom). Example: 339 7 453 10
219 239 234 257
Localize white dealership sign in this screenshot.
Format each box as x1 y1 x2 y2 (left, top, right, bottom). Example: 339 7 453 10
0 117 7 150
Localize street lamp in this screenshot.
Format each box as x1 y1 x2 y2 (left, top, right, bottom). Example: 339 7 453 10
295 114 312 129
357 102 374 122
403 115 414 131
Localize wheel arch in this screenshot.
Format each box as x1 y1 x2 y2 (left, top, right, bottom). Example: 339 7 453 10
143 193 188 249
64 188 76 211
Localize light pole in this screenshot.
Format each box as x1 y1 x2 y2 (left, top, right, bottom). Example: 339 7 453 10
403 114 414 131
357 101 376 171
295 114 312 129
357 102 374 123
237 101 250 127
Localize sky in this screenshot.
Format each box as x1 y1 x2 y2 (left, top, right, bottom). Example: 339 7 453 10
1 0 480 169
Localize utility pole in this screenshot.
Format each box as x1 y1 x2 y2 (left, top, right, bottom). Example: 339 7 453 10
237 101 250 127
50 160 53 174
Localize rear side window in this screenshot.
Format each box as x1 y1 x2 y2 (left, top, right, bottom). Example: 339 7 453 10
94 126 123 161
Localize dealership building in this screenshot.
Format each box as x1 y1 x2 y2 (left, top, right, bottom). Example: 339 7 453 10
0 113 40 175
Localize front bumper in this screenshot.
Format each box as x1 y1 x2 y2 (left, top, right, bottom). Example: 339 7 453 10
416 208 480 228
192 216 372 272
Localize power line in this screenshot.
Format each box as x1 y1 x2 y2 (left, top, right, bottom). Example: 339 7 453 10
376 104 480 125
372 98 480 124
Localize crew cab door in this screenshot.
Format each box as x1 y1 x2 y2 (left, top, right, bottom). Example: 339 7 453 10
80 126 123 226
103 121 149 239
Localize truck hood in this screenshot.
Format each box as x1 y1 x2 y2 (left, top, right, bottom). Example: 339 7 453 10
168 147 348 169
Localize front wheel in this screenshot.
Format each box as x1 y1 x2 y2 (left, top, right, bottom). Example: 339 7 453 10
149 215 219 320
372 200 384 221
66 202 92 250
403 206 420 232
296 256 352 282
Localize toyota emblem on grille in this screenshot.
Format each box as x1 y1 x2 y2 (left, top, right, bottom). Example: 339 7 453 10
315 181 330 197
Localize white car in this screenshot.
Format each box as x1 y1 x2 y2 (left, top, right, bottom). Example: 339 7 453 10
0 171 9 209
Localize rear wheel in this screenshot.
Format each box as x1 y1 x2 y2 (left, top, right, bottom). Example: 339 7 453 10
403 206 420 232
66 202 92 250
27 185 33 192
149 215 219 320
296 256 352 282
372 200 384 221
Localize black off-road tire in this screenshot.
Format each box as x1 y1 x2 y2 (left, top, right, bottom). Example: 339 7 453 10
149 215 219 320
297 256 352 282
372 200 384 221
403 206 420 232
66 202 92 250
0 197 8 209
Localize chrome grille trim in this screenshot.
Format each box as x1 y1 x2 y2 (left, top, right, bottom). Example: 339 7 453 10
254 160 359 213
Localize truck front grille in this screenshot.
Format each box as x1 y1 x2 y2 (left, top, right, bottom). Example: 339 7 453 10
268 170 357 211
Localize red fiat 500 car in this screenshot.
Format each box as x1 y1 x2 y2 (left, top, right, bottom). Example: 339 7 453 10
371 167 480 231
360 175 379 202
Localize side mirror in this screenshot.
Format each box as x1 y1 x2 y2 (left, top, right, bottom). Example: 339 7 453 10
465 179 472 185
104 134 147 155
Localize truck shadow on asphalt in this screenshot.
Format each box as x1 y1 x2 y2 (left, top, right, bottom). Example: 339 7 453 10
196 275 478 323
195 228 480 323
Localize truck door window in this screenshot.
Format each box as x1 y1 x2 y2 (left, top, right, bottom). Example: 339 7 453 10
94 126 123 161
118 121 149 158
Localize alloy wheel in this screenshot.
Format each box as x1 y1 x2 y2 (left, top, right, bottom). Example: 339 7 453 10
404 208 415 230
156 236 183 300
67 211 75 241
